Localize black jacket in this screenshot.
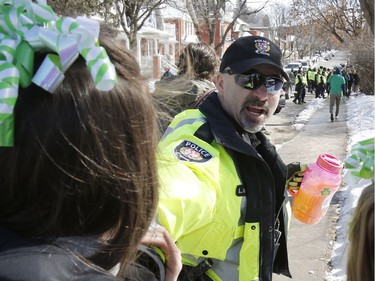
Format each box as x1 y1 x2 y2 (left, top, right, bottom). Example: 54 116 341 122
0 226 161 281
197 93 291 280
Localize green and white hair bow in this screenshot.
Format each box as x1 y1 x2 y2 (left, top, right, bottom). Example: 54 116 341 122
0 0 118 146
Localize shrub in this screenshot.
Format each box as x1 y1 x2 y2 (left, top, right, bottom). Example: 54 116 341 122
347 29 374 95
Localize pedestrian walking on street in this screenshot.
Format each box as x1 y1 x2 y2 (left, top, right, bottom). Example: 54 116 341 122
342 69 351 97
315 70 326 99
351 70 361 94
325 68 332 97
347 69 354 94
156 36 306 281
293 69 304 104
307 67 316 93
284 71 295 99
300 71 307 103
327 67 346 121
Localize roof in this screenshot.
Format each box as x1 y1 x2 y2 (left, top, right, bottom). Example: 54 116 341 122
160 5 191 21
138 26 174 39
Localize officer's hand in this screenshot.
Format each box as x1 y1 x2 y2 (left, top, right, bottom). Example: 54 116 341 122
286 162 308 193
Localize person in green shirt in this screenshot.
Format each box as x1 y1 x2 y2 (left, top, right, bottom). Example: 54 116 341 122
327 67 346 121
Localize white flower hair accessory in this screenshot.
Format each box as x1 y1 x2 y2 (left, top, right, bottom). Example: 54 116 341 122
0 0 118 146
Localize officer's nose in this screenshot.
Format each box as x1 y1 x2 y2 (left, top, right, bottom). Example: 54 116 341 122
251 85 268 100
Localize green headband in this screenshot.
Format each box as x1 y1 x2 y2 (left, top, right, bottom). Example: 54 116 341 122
0 0 118 146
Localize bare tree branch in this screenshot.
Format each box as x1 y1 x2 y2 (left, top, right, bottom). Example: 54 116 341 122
290 0 365 44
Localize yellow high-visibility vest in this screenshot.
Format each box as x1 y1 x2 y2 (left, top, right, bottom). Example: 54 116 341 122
157 109 261 281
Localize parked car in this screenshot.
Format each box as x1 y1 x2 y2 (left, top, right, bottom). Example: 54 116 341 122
299 60 310 72
284 62 302 73
274 94 285 114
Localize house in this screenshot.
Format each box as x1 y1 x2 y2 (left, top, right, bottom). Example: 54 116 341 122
135 5 277 80
137 25 176 79
134 5 232 79
136 5 199 79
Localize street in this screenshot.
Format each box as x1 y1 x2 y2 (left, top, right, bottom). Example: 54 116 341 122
269 52 350 280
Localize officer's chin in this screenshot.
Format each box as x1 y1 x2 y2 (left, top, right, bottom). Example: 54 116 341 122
240 118 265 134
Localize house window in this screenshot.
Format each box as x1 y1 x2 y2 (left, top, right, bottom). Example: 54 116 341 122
185 21 193 35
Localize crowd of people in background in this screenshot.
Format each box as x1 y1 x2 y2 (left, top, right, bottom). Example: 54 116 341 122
287 65 361 102
285 65 361 121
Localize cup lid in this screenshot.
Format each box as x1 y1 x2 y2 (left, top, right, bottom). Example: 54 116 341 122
317 154 343 173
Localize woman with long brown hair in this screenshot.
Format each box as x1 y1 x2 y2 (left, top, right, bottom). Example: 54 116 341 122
0 3 180 279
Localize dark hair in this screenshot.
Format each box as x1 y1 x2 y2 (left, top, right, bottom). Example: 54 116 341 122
0 25 159 272
177 42 218 80
334 67 341 74
347 183 374 281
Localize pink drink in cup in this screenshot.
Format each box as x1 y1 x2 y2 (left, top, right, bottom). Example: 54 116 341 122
290 154 343 224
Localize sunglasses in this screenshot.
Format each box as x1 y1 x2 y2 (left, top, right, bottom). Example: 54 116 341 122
223 69 284 94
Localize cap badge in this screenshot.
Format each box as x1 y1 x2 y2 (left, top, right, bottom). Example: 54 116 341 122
254 39 271 56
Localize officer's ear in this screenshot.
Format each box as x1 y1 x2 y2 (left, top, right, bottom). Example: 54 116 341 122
215 73 225 93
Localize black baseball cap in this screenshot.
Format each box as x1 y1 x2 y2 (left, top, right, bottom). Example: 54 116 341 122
220 36 289 81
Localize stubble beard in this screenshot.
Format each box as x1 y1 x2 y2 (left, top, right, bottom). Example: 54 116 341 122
239 99 270 133
239 113 266 133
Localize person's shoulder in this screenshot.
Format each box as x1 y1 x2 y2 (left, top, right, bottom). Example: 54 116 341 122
0 242 118 281
161 109 207 138
191 79 215 95
158 108 218 155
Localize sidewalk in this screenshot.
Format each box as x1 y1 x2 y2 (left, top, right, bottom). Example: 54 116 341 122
273 97 348 281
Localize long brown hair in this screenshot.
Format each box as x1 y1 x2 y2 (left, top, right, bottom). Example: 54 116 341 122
347 183 374 281
153 43 219 132
0 25 159 272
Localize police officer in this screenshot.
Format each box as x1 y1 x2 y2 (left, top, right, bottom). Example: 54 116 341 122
156 36 303 281
307 67 316 93
315 70 326 99
300 71 308 103
293 69 304 104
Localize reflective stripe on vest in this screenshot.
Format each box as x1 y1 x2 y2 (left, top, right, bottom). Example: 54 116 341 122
161 116 207 141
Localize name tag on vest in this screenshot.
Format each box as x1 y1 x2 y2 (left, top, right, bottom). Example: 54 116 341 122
236 185 246 196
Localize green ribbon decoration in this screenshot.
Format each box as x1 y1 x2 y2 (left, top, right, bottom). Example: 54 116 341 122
0 61 19 146
81 46 117 91
14 40 33 88
0 0 118 146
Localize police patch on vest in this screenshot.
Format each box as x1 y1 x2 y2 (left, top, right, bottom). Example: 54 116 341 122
174 140 212 162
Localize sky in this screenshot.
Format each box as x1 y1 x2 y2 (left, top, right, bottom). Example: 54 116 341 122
249 0 292 10
285 93 375 280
